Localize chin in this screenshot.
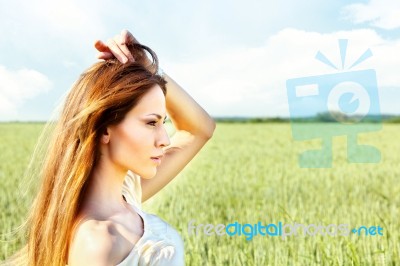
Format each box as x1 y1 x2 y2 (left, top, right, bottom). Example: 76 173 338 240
139 169 157 179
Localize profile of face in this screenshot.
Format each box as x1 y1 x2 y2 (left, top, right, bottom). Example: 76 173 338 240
101 85 170 179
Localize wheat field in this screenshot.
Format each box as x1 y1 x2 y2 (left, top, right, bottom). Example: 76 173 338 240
1 122 399 265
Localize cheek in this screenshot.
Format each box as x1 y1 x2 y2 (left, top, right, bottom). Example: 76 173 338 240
125 127 150 146
114 127 157 177
114 125 152 157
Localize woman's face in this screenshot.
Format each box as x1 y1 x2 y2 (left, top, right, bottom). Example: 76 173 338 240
106 85 170 179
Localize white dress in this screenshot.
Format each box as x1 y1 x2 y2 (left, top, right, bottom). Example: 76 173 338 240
117 171 185 266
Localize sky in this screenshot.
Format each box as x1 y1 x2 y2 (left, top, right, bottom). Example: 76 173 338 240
0 0 399 121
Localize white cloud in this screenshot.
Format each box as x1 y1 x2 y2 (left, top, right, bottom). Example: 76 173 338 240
342 0 400 30
0 0 107 65
163 28 400 117
1 1 399 119
0 66 52 117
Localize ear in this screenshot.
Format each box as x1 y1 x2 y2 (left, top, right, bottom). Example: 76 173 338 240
101 127 110 144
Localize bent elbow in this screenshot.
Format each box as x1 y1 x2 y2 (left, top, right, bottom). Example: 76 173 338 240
202 117 216 140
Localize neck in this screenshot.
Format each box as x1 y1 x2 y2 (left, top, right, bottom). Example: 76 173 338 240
83 156 128 216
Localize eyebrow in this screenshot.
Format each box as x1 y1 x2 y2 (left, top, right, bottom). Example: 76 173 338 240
146 113 168 120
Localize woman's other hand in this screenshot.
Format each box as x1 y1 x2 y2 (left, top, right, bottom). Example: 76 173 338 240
94 29 144 64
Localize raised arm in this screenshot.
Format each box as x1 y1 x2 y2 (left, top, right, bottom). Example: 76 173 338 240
95 30 216 202
139 71 215 201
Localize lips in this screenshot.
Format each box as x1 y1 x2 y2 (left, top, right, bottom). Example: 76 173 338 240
151 155 163 165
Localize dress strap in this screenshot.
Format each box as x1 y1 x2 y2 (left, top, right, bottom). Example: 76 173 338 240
122 170 142 209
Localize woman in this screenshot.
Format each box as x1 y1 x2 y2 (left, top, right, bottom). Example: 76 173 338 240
7 29 215 266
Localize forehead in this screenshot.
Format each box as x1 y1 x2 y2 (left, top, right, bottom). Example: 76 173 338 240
128 85 166 116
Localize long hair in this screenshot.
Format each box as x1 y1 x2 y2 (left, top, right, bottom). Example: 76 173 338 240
6 44 166 266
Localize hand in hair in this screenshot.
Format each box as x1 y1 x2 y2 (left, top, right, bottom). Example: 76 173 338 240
94 29 149 65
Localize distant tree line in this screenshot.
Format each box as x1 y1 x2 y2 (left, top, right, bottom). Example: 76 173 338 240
214 112 400 123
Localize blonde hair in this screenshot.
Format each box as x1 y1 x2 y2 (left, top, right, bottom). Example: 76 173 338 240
5 44 166 266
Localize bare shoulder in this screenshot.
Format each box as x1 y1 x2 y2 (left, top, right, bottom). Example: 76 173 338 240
68 219 121 266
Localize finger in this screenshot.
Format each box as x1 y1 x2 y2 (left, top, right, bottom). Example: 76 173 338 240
107 38 129 63
117 34 135 62
94 40 110 53
97 51 114 60
121 29 138 45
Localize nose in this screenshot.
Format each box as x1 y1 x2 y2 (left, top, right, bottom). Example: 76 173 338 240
157 125 170 148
